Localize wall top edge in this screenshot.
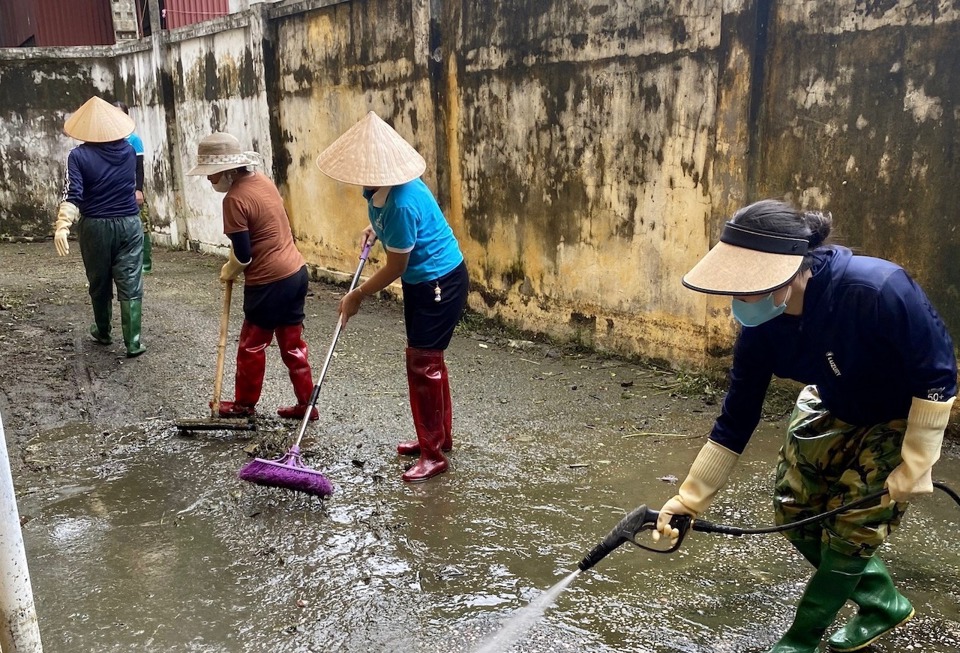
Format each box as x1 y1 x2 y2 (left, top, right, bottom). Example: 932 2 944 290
0 40 151 61
163 11 253 44
267 0 349 21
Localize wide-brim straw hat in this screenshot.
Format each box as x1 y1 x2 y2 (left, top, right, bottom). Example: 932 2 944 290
682 221 809 295
315 111 426 187
63 96 135 143
186 132 261 176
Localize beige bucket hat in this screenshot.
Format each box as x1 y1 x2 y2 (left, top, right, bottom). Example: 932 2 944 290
315 111 426 186
682 221 809 295
63 96 135 143
186 132 261 176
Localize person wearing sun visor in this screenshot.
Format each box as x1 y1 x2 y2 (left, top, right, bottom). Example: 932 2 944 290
654 199 956 653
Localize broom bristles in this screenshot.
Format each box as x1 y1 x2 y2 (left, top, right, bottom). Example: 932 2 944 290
238 446 334 497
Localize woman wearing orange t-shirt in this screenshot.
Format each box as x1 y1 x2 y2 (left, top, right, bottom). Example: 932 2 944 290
187 132 318 421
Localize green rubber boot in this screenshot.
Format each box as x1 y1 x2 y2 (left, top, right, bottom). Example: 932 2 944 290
767 547 870 653
827 556 914 651
142 231 153 274
89 298 112 345
120 299 146 358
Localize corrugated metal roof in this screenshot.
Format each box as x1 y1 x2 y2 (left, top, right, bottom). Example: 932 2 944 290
0 0 115 46
162 0 229 30
0 0 37 47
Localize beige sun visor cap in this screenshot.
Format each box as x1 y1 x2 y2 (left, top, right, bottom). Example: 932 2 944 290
682 222 809 295
315 111 426 187
63 96 135 143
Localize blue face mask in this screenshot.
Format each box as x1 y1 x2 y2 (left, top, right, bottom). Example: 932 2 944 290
731 292 787 327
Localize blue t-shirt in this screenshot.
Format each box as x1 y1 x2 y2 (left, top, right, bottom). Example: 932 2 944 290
127 132 144 155
61 140 139 218
710 246 957 454
364 178 463 284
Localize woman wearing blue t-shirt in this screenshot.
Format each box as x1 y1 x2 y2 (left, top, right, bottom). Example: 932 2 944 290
655 199 956 652
317 112 469 483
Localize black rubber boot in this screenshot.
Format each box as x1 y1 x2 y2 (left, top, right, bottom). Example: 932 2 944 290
120 299 146 357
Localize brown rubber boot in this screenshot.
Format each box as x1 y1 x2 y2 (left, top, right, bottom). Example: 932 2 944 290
401 347 449 482
397 352 453 455
275 324 319 421
217 320 271 418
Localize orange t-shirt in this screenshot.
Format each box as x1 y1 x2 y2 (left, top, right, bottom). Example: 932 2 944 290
222 172 305 286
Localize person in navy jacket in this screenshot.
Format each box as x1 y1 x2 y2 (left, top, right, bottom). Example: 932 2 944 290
654 199 956 653
54 96 146 357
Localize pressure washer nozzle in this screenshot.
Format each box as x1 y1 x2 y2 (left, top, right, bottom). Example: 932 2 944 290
577 505 659 571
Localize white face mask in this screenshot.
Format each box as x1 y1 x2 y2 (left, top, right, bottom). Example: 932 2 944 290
213 171 234 193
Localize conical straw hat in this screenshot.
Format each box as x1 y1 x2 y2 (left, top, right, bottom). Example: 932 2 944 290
63 96 135 143
315 111 426 186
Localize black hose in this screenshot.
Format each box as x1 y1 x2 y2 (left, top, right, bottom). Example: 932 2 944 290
694 481 960 537
578 482 960 569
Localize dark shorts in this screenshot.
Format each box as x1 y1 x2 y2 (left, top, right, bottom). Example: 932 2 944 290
402 260 469 350
242 265 308 330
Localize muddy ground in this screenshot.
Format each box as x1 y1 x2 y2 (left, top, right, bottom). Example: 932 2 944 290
0 241 958 653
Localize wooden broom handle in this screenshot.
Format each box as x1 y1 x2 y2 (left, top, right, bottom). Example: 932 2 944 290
211 279 233 415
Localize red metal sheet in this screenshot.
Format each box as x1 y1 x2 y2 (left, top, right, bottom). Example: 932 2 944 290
33 0 115 46
162 0 229 30
0 0 36 47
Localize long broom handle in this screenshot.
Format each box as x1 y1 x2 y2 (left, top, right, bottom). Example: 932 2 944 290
290 241 372 449
210 279 233 416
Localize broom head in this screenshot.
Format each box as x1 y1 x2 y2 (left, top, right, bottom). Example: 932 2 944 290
238 445 334 497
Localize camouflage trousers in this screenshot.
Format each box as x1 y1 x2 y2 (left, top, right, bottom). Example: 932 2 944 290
139 201 152 232
774 385 907 558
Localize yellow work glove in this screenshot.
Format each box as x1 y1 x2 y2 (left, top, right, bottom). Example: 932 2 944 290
54 202 80 257
219 247 250 283
654 439 740 544
885 396 955 503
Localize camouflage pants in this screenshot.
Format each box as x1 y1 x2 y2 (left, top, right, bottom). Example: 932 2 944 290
139 200 152 232
773 385 907 558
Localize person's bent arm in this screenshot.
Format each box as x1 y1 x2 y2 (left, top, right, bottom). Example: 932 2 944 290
338 248 409 325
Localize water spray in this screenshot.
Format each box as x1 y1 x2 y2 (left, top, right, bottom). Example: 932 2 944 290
578 481 960 572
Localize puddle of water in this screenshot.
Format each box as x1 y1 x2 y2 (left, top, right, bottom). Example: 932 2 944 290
16 417 960 653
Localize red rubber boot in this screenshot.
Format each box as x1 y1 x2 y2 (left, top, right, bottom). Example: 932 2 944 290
216 320 272 418
401 347 449 482
397 352 453 455
275 324 319 421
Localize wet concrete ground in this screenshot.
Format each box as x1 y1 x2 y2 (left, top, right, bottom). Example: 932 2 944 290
1 241 958 652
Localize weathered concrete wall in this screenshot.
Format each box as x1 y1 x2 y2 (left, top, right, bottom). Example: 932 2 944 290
755 0 960 349
270 0 439 274
0 49 121 240
166 13 274 254
1 0 959 370
114 41 177 246
0 40 176 248
440 1 742 365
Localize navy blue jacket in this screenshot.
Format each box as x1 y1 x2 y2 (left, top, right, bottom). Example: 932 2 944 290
61 141 139 218
711 246 957 454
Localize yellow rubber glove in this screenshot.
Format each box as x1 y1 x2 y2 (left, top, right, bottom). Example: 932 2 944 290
885 396 955 503
654 439 740 544
219 247 250 283
54 202 80 257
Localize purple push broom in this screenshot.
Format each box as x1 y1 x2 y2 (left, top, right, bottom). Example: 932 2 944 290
238 242 372 497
